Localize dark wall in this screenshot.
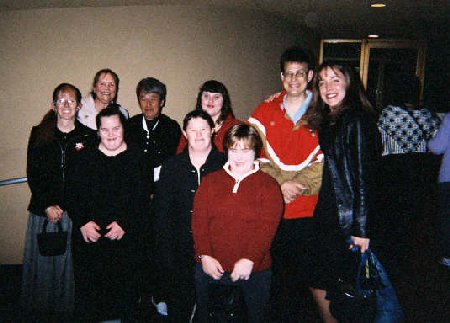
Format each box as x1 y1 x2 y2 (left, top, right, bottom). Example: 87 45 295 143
424 26 450 112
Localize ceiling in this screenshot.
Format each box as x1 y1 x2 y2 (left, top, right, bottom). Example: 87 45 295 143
1 0 449 40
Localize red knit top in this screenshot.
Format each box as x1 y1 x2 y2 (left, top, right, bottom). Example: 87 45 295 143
192 168 283 273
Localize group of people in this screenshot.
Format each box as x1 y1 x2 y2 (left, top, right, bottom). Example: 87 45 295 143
20 68 248 322
21 46 447 323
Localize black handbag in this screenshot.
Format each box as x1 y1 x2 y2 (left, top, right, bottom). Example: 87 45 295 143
207 282 247 322
326 250 383 323
37 219 68 256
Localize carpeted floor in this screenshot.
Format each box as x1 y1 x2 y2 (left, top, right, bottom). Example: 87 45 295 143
1 260 449 322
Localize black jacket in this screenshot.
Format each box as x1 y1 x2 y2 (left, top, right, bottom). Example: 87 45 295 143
152 148 225 274
27 121 95 216
126 113 181 190
318 108 382 238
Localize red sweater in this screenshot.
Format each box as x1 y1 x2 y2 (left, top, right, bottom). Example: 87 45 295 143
177 114 242 153
192 168 283 273
249 93 322 219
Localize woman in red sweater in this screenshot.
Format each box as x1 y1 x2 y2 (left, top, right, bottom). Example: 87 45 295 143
192 124 283 323
177 80 241 153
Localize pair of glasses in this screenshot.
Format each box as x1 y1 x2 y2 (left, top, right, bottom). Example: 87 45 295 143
55 98 77 107
228 148 253 153
283 71 307 80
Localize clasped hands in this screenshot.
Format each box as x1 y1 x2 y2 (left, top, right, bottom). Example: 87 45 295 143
281 181 306 204
45 205 64 223
201 256 254 282
80 220 124 243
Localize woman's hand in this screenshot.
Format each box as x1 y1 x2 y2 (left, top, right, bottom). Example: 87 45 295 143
230 258 254 282
80 221 101 243
264 91 281 103
45 205 63 223
350 236 370 253
105 221 125 240
201 255 224 280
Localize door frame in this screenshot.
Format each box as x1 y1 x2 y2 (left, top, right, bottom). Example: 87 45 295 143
320 39 427 102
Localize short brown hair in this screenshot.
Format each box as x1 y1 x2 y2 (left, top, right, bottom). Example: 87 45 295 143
223 124 262 157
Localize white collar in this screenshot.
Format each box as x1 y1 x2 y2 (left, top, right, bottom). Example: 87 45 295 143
142 116 160 134
223 161 260 193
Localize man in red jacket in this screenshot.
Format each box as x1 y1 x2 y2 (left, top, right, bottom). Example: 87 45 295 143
249 46 323 322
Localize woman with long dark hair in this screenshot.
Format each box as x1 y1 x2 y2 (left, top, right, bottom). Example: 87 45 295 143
176 80 241 153
306 62 382 322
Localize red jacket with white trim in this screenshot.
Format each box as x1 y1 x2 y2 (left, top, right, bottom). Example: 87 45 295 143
249 94 323 219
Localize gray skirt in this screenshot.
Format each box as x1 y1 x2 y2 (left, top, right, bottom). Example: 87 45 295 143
21 211 74 314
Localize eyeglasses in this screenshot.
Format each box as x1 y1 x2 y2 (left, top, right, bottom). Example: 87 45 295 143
55 98 77 107
283 71 307 80
228 148 254 154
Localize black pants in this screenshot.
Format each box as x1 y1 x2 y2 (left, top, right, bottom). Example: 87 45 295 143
195 264 271 323
165 266 196 323
270 218 315 322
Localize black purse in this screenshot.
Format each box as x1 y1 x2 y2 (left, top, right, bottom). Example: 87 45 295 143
37 219 68 256
207 282 247 322
326 249 383 323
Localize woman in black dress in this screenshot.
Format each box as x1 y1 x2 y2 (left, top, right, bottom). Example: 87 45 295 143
69 105 149 321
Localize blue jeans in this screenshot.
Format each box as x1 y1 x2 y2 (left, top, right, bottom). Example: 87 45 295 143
438 182 450 258
195 264 271 323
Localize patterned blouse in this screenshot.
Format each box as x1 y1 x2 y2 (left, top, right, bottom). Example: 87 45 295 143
378 105 441 156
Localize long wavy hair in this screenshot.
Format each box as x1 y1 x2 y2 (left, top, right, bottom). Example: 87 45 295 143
306 62 377 130
32 83 81 148
195 80 234 125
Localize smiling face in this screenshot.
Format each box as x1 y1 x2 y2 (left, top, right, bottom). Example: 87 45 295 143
138 92 163 120
281 62 313 98
183 117 213 153
318 66 348 110
201 91 223 122
54 88 78 122
94 72 117 106
98 114 126 155
227 139 256 177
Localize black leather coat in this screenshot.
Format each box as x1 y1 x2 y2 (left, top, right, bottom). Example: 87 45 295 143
318 108 382 238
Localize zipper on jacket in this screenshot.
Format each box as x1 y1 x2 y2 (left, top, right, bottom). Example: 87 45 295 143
59 142 68 183
58 133 72 190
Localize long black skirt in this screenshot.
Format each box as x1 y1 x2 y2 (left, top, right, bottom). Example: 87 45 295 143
72 233 137 321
